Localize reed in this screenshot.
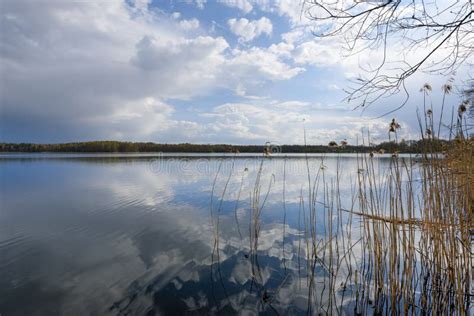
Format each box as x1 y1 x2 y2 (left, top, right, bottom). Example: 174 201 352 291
209 86 472 314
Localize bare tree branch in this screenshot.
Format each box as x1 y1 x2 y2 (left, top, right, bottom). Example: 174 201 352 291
303 0 473 110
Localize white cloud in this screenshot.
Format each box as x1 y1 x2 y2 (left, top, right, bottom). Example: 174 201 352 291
130 34 230 98
292 40 341 67
226 46 304 81
251 0 308 26
198 101 410 144
0 1 307 142
220 0 253 14
130 0 152 12
195 0 206 10
228 17 272 42
289 37 386 80
266 41 294 58
281 28 306 44
235 83 267 100
86 97 209 142
0 0 434 144
273 0 304 25
327 84 340 91
88 97 174 138
179 18 200 31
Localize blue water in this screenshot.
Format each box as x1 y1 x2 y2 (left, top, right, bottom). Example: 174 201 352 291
0 153 400 315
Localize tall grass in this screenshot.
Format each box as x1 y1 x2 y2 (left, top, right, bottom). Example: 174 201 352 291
353 137 472 315
210 89 473 314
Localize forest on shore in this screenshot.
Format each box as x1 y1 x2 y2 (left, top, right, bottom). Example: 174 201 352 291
0 139 450 154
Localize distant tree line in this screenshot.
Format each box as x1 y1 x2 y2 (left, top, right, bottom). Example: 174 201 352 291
0 139 451 154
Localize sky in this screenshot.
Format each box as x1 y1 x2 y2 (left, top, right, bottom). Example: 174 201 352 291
0 0 471 145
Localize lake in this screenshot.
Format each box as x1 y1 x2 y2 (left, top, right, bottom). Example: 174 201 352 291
0 153 420 315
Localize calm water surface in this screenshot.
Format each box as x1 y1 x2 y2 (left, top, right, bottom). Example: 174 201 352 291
0 153 411 315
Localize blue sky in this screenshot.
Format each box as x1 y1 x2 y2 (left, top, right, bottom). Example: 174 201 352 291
0 0 469 144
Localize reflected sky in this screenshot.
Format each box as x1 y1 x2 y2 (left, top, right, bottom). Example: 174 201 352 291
0 154 407 315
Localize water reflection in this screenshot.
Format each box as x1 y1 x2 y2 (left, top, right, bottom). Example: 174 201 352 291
0 154 397 315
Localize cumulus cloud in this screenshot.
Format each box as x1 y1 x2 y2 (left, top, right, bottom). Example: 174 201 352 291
131 35 227 76
0 1 303 142
272 0 305 26
0 0 435 144
179 18 200 31
228 17 272 42
220 0 253 14
281 28 307 44
251 0 308 26
198 101 412 144
87 97 174 139
130 0 152 12
194 0 207 10
226 46 304 81
292 40 341 67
